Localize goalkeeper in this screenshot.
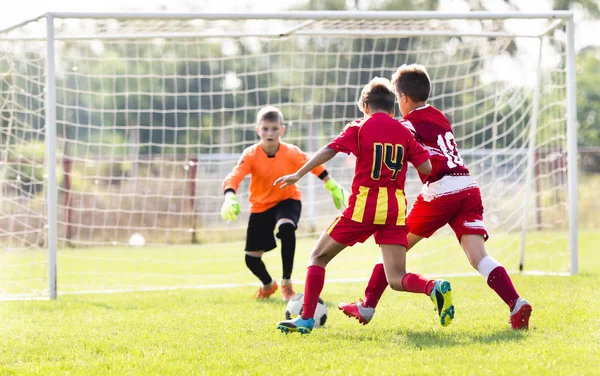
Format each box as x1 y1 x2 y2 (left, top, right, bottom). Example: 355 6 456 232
221 106 349 302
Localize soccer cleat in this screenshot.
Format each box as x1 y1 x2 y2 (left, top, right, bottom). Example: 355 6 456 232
277 316 315 334
281 283 296 302
338 299 375 325
429 279 455 327
510 297 532 330
254 281 278 299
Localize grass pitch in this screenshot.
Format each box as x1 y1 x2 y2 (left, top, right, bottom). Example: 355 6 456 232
1 231 599 375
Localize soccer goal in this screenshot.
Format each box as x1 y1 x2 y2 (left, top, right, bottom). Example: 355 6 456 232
0 11 577 299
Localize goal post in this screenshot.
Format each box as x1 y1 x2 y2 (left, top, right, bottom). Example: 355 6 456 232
0 11 577 299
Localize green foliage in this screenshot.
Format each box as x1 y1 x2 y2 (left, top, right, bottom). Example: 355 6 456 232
0 231 598 374
293 0 440 11
376 0 440 11
1 141 45 196
553 0 600 17
576 47 600 146
2 6 594 159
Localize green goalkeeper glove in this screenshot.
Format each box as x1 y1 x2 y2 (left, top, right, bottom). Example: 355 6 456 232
325 178 350 210
221 192 241 222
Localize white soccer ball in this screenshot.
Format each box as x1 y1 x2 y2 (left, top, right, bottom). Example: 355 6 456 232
285 293 328 328
128 233 146 247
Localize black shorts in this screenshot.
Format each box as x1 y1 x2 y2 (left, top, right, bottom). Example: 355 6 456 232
245 199 302 252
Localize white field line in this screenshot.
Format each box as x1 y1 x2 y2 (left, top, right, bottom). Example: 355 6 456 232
0 270 570 301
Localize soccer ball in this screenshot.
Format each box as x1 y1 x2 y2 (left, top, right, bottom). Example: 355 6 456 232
128 233 146 247
285 293 328 328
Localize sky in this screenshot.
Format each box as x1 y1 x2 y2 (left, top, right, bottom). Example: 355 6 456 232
0 0 597 51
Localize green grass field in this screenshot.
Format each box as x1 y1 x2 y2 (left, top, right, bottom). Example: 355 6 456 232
1 231 599 375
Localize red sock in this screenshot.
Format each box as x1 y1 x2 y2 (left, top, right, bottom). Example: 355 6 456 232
302 265 325 319
487 266 520 309
363 263 389 308
401 273 435 295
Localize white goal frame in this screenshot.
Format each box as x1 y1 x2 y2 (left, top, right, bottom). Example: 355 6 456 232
0 11 578 299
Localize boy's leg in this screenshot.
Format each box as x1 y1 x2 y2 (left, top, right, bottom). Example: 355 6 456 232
245 251 276 296
246 210 278 299
274 200 302 301
377 226 453 327
460 234 532 329
451 187 531 329
366 195 448 306
277 221 296 282
379 242 454 327
362 233 424 308
277 222 296 301
277 232 346 334
340 194 449 323
302 232 346 318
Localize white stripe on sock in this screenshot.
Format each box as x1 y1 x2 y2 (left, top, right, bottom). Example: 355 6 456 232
477 256 501 279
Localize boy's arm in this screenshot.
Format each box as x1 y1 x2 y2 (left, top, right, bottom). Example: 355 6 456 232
274 145 337 188
415 160 432 175
221 151 253 221
222 151 252 194
300 150 349 210
407 134 431 175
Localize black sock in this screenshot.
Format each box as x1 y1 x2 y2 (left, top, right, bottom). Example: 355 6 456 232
245 254 272 286
277 223 296 280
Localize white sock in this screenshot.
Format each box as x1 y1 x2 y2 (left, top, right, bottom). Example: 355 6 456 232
477 256 501 279
281 278 292 286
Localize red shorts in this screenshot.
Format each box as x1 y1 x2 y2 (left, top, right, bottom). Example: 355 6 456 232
326 215 409 247
407 187 489 241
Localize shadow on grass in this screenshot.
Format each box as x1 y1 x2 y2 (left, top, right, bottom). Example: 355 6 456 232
398 328 529 349
333 327 529 348
65 298 137 310
252 298 288 308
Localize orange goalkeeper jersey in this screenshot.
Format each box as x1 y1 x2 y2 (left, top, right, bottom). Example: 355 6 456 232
222 142 327 213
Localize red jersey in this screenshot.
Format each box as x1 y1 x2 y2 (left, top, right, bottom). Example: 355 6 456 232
328 112 430 225
400 105 470 184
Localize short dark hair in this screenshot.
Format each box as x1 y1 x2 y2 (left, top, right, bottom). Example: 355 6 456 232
256 106 284 125
391 64 431 102
357 77 396 114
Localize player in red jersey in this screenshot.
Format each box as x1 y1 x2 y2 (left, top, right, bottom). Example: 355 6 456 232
275 77 455 335
338 64 532 330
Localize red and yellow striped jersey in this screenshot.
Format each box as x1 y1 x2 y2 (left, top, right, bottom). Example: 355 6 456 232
222 142 326 213
328 113 430 225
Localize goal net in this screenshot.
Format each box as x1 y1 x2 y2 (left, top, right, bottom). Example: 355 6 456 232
0 12 577 299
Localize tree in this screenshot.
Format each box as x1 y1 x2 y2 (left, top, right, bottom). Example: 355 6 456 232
576 47 600 146
552 0 600 17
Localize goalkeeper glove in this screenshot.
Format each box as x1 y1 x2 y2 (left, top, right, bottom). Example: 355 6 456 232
221 191 241 222
325 178 350 210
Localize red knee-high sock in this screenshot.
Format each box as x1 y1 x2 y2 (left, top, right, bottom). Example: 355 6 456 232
302 265 325 319
487 266 520 309
401 273 435 295
363 263 389 308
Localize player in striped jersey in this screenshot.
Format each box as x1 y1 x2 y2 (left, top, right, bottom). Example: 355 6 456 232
221 106 349 302
276 77 455 334
339 64 532 330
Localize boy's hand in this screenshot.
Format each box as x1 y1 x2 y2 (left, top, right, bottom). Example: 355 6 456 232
221 192 241 221
274 173 302 189
325 178 350 210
